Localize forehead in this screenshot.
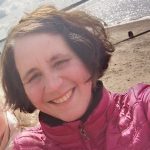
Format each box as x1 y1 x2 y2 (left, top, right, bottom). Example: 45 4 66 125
15 33 68 52
13 33 76 72
14 33 74 59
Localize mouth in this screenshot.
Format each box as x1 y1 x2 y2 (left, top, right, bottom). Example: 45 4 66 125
48 88 74 104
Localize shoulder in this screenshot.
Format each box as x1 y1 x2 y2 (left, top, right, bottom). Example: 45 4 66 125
127 83 150 105
132 83 150 121
108 83 150 118
128 83 150 98
13 124 46 149
111 83 150 120
112 83 150 104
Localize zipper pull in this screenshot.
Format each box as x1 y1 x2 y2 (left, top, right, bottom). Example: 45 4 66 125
79 126 90 140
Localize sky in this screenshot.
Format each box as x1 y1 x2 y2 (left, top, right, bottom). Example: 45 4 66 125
0 0 80 40
0 0 150 51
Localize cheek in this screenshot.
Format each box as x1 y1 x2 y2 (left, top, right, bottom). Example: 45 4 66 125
24 85 43 106
65 63 91 84
81 80 92 98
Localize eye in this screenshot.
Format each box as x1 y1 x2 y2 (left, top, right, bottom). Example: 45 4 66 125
27 73 41 84
54 58 70 68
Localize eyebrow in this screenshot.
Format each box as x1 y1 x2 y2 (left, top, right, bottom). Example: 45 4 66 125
46 53 70 68
47 53 68 64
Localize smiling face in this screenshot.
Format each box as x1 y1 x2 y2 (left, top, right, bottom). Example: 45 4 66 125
14 33 92 122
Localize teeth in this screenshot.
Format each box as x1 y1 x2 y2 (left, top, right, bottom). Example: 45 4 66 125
52 90 72 104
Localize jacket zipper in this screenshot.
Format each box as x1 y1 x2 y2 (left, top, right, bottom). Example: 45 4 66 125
79 125 94 150
79 126 90 140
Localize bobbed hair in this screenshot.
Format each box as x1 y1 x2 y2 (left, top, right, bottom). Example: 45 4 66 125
1 5 114 113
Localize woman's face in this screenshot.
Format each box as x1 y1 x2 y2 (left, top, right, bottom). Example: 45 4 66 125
14 33 92 122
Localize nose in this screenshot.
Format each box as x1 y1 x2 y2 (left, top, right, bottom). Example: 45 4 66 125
43 72 63 93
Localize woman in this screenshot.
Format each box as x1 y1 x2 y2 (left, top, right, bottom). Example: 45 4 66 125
1 5 150 150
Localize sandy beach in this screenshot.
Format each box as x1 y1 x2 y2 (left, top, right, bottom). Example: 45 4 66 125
102 18 150 92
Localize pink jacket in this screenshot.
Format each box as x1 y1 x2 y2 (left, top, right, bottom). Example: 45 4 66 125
13 83 150 150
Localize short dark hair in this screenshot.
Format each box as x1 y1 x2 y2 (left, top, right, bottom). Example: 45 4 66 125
1 5 114 113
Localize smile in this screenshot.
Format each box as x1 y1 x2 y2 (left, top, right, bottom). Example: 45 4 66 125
50 89 73 104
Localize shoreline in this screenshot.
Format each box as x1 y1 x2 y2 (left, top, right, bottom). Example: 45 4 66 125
106 16 150 28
